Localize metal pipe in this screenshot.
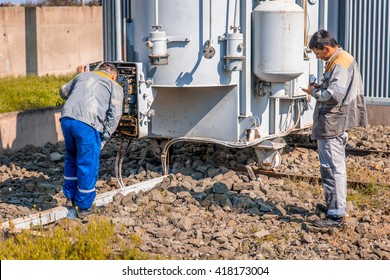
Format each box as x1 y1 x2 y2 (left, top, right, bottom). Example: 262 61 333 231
123 17 127 61
385 0 390 97
367 0 372 97
317 0 328 81
102 0 109 61
345 0 351 51
360 1 367 97
303 0 308 46
115 0 122 61
209 0 212 41
154 0 159 28
241 0 251 116
375 0 381 99
233 0 239 31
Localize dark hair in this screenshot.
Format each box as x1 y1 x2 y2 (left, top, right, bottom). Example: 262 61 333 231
99 62 118 75
308 29 338 50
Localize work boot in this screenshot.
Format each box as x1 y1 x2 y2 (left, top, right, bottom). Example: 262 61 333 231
315 203 327 213
312 216 344 228
64 198 75 207
77 208 93 219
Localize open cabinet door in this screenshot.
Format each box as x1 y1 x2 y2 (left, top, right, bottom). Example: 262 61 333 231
134 62 153 138
109 62 153 139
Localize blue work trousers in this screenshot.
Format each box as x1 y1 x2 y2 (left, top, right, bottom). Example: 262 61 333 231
61 117 101 209
317 131 348 217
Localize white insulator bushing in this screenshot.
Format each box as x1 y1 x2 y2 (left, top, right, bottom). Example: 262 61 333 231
148 30 169 65
225 32 245 71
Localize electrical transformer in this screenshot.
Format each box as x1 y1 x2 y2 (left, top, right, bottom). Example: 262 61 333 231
101 0 317 174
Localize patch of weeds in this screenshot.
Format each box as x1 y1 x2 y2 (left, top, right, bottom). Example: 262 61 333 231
0 217 148 260
347 183 390 209
256 234 281 245
249 227 259 233
359 183 379 195
347 166 380 183
286 177 323 198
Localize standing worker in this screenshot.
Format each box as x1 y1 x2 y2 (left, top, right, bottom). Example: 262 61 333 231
59 62 123 218
302 30 367 228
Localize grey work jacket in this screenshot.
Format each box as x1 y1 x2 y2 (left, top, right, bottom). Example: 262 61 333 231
59 70 124 142
311 48 367 139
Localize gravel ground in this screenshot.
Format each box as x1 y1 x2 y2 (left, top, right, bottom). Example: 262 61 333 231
0 125 389 260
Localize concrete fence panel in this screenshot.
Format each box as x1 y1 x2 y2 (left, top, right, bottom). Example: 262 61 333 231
0 107 63 153
0 6 103 77
0 7 26 78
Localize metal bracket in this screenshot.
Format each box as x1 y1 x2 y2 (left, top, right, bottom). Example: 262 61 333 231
143 35 191 43
256 138 287 151
167 36 191 42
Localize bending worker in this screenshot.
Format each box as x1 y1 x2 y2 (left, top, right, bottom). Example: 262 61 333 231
59 62 123 218
302 30 367 228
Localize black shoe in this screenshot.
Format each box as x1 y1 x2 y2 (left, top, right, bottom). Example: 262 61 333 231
77 208 92 219
312 216 344 228
315 203 327 213
64 198 75 207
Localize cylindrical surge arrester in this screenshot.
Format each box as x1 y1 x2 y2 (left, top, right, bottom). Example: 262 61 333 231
146 31 169 65
225 32 245 71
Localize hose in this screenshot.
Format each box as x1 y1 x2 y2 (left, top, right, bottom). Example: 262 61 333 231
115 138 131 188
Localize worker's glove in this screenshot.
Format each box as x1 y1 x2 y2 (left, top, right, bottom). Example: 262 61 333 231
101 142 105 150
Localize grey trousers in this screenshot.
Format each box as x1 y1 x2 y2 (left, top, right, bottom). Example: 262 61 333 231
317 131 348 217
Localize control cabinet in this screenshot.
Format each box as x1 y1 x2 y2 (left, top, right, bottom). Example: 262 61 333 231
111 62 152 139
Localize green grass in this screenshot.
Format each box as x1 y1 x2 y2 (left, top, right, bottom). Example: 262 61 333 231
0 217 149 260
0 74 75 114
347 183 390 209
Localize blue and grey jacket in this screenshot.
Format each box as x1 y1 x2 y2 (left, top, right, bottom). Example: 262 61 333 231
59 70 124 143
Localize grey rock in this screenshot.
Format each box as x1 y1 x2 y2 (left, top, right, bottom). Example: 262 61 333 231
50 152 63 161
212 182 229 194
253 230 270 239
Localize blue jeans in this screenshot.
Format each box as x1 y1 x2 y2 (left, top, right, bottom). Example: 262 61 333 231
317 131 348 217
61 117 101 209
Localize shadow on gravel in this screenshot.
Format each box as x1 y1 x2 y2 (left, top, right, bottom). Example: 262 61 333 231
0 143 65 214
0 176 61 212
167 182 314 221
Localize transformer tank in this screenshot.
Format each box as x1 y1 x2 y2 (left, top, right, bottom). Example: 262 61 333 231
102 0 316 173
